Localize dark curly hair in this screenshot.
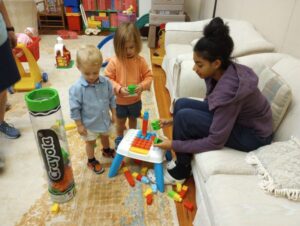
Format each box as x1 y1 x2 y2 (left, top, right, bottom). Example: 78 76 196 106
194 17 234 70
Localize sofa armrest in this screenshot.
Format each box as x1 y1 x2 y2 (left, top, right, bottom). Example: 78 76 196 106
165 20 210 47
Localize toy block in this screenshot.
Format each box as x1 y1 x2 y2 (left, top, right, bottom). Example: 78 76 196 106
179 185 188 198
168 190 182 202
141 167 148 176
151 119 161 130
176 183 182 192
179 190 187 199
154 137 163 144
144 188 153 197
136 174 143 181
123 167 135 187
51 203 60 213
127 84 137 95
146 194 153 205
141 176 150 184
151 184 158 193
64 123 76 130
132 172 138 178
183 201 194 211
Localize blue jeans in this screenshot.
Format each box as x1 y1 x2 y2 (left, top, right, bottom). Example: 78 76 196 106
170 98 272 178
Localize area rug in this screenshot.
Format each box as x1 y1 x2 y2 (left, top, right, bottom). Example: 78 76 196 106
14 35 179 226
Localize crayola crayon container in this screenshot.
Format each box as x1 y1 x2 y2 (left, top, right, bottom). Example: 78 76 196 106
25 88 75 203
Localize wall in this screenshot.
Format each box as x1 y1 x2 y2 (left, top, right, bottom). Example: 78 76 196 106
138 0 151 17
194 0 300 58
184 0 201 21
3 0 38 33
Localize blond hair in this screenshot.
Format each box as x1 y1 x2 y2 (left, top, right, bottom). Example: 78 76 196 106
113 22 142 60
76 45 103 68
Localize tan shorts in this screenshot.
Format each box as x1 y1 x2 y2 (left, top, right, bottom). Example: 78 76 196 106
81 126 114 141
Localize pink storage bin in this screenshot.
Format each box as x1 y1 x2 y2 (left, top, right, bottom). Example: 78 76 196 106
117 12 136 26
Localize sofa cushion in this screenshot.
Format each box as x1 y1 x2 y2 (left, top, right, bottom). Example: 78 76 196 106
193 148 255 182
258 67 292 132
206 174 300 226
246 136 300 201
271 57 300 141
165 44 193 61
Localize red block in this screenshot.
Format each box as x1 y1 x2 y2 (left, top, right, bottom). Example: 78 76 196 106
124 169 135 187
146 194 153 205
183 201 194 211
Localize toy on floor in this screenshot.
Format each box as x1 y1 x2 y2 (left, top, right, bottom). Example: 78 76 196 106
54 36 72 68
10 36 48 93
25 88 76 203
80 4 101 35
15 27 36 58
57 30 78 39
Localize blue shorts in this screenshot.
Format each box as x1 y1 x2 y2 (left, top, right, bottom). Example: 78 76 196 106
116 101 142 118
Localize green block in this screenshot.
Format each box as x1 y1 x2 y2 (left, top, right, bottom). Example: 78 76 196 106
127 84 137 95
154 137 162 144
151 120 160 130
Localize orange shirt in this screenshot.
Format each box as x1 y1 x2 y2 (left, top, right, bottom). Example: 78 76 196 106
104 55 153 105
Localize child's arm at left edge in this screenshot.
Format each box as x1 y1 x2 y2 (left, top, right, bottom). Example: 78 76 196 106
108 79 117 123
136 57 153 94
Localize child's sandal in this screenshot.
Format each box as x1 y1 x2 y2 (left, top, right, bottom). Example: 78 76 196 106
102 148 116 158
87 159 105 174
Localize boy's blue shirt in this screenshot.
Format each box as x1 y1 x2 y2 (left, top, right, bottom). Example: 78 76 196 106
69 75 116 132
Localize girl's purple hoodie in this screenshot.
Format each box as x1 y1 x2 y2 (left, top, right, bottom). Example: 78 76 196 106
172 63 273 154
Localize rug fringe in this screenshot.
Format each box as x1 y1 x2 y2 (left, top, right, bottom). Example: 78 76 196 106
246 153 300 201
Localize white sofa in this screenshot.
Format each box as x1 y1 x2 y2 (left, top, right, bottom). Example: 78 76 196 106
162 20 300 226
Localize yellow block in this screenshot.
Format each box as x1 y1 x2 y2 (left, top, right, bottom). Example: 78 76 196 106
130 146 149 155
140 167 148 176
176 183 182 192
65 123 76 131
99 12 106 17
51 203 60 213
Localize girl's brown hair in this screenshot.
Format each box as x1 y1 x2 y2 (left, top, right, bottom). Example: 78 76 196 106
113 22 142 60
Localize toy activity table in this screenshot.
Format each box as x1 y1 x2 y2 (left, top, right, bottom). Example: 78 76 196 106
108 129 165 192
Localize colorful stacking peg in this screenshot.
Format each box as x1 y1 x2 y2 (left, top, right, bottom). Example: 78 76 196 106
144 188 153 197
141 167 148 176
179 185 189 199
146 193 153 205
127 84 137 95
151 119 161 130
168 190 182 202
50 203 60 213
176 183 182 192
123 167 135 187
141 176 150 184
183 201 194 211
142 111 149 136
151 184 158 193
132 172 138 178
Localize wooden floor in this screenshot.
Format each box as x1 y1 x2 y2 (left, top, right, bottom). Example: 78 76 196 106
150 49 197 226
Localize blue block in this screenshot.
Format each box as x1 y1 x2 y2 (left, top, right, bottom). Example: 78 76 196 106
64 0 79 7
